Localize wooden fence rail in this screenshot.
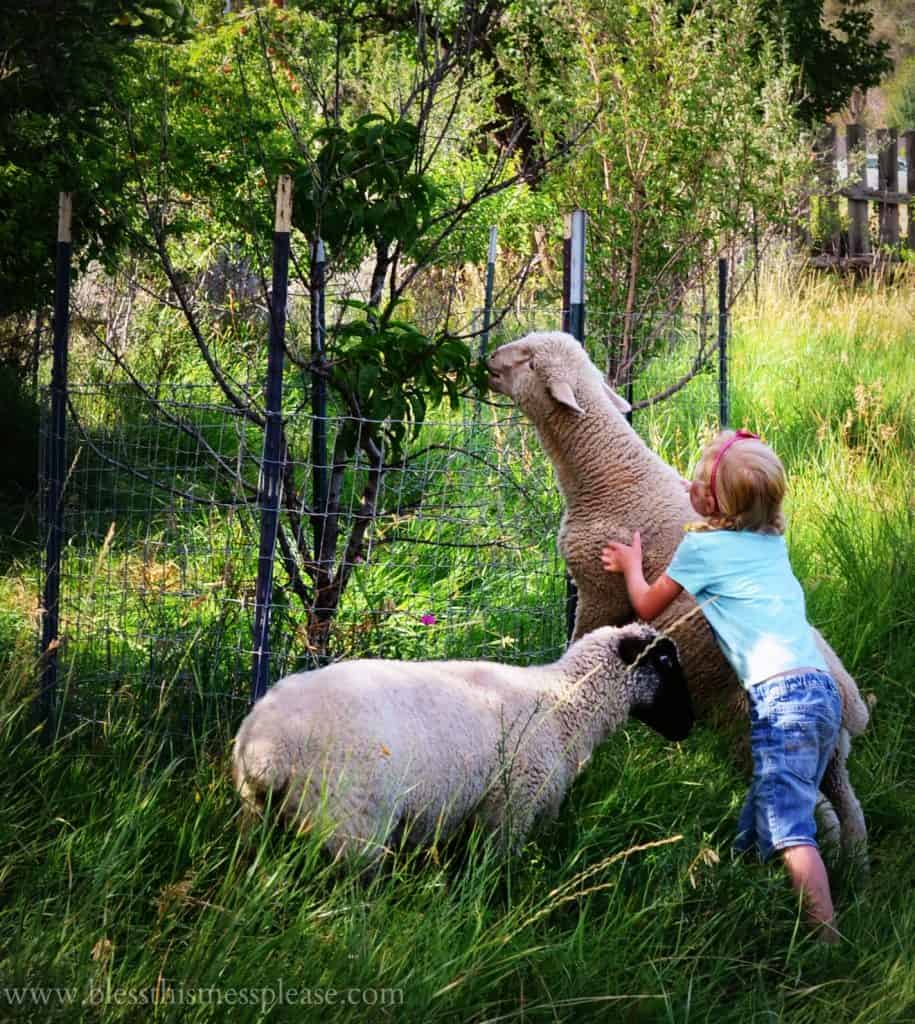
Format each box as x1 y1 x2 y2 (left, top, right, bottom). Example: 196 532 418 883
812 125 914 265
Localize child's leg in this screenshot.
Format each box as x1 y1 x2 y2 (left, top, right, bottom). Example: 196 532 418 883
781 844 839 942
742 672 843 940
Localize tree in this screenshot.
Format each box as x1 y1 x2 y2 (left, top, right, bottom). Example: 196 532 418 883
885 56 915 128
76 1 583 657
674 0 892 123
775 0 891 122
549 0 810 385
0 1 190 322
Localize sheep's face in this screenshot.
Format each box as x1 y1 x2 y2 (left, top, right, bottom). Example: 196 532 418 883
486 338 540 404
487 332 631 419
619 630 694 742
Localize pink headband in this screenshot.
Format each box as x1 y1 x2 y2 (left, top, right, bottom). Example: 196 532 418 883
708 429 759 514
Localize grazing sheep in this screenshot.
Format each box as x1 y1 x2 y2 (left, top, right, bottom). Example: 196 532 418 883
233 623 693 866
487 330 869 862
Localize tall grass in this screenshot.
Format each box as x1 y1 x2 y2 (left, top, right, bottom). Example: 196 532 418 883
2 267 914 1022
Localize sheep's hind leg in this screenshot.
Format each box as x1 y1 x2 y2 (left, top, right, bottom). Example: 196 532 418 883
820 727 868 872
321 808 398 878
814 794 841 861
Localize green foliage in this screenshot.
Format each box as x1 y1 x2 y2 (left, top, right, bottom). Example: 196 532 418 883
0 1 191 317
424 153 561 267
0 366 40 559
156 5 334 247
674 0 892 123
294 114 438 258
330 299 485 455
777 0 892 122
550 0 810 329
885 56 915 128
0 366 38 492
809 194 847 253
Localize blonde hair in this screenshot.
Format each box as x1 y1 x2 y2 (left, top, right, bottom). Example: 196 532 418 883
693 430 786 534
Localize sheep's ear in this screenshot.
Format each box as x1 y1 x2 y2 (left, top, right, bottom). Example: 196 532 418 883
548 380 585 415
603 381 631 414
618 632 651 666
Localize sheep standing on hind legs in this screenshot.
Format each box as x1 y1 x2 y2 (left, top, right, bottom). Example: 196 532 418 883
487 331 869 866
233 623 693 868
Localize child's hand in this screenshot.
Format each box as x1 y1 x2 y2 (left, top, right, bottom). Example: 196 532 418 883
680 477 692 493
601 531 642 575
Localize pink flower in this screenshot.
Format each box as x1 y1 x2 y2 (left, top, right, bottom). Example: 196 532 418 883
420 613 437 626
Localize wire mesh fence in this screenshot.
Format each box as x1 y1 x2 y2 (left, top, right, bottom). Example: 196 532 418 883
39 303 725 729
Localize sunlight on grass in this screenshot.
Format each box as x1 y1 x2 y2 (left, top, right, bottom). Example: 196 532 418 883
1 265 914 1021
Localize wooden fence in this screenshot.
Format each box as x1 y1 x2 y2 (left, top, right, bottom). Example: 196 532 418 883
810 126 914 265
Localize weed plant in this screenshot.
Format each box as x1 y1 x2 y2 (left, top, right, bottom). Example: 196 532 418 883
1 267 914 1022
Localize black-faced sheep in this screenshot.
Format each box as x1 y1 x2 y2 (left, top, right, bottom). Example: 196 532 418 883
233 623 692 866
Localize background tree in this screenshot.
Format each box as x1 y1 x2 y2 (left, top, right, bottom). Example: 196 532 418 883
673 0 892 123
779 0 892 121
74 0 584 656
884 57 915 127
0 1 191 327
544 0 809 386
0 2 188 554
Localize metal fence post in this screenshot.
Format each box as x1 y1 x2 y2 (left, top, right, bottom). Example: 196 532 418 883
478 227 498 359
718 256 729 428
562 211 586 643
39 192 73 734
567 211 586 342
251 176 293 704
311 236 328 575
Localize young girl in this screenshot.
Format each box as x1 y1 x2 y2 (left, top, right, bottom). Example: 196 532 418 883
601 429 842 942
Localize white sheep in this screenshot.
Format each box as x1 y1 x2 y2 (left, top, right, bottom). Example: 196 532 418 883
233 623 693 866
487 330 869 862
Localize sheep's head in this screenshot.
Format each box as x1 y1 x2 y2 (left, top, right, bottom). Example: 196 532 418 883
487 331 631 420
617 625 694 742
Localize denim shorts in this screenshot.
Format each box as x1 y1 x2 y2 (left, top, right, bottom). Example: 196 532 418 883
734 670 842 862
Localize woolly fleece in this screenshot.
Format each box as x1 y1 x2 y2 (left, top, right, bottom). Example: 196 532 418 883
233 623 691 866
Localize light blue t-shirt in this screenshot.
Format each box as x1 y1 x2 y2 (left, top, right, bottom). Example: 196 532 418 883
666 529 827 687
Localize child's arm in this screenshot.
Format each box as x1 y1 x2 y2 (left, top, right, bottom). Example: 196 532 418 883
601 531 683 621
